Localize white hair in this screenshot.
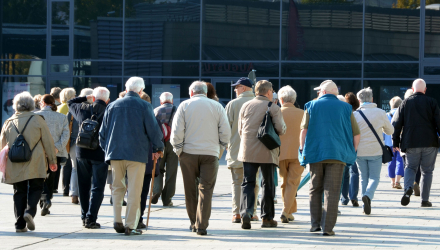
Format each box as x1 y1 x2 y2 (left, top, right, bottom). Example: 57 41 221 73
278 85 297 104
412 78 426 93
357 87 373 103
125 77 145 93
60 88 76 103
189 81 207 95
337 95 346 102
404 89 414 99
389 96 402 109
79 88 93 97
160 92 173 103
93 87 110 102
13 91 35 112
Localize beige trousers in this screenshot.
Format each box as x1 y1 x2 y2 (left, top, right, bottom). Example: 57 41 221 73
230 168 259 215
111 160 146 230
279 159 304 214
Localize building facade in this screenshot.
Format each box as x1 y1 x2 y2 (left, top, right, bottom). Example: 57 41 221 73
1 0 440 123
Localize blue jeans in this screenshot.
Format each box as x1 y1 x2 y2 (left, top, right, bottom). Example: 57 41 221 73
77 158 108 222
356 155 382 200
340 163 359 204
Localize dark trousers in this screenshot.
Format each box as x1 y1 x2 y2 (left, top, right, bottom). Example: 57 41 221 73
13 178 45 229
42 168 55 201
153 141 179 205
139 174 152 223
240 162 275 220
62 154 72 195
77 157 108 222
340 163 359 204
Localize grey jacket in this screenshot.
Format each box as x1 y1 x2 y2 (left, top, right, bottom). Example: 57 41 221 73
36 106 70 157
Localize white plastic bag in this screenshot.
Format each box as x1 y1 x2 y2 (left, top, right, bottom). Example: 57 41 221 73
0 145 9 182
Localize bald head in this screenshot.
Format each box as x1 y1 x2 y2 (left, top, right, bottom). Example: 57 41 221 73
412 78 427 93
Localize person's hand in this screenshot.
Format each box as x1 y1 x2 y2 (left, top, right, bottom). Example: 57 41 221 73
152 151 163 161
393 147 400 153
86 95 93 101
49 164 58 172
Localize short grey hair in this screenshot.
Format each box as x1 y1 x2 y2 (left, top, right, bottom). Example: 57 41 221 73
357 87 373 103
404 89 413 99
60 88 76 103
255 80 272 95
126 77 145 93
389 96 402 109
79 88 93 97
13 91 35 112
278 85 297 104
189 81 207 95
93 87 110 102
160 92 173 103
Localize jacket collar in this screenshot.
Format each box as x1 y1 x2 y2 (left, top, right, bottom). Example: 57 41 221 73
414 92 425 96
8 111 36 120
318 94 337 100
238 91 254 98
255 95 270 101
94 99 107 107
191 94 207 99
125 91 140 98
281 102 294 107
161 103 173 107
41 106 53 111
360 102 377 108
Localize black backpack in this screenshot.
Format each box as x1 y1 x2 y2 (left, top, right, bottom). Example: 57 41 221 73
8 116 41 163
76 106 104 150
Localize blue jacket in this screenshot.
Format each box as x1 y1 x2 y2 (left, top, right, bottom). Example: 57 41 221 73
99 91 164 164
384 108 397 147
299 94 356 166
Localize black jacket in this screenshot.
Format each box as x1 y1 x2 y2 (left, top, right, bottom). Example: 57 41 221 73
392 92 440 152
67 96 107 161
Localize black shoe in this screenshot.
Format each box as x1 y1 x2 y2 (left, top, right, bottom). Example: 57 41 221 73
137 221 146 229
362 195 371 215
53 189 58 194
401 187 413 206
114 222 125 233
310 227 321 232
421 201 432 207
241 213 251 230
41 200 52 216
189 225 196 232
82 219 86 227
85 220 101 229
351 200 359 207
151 193 161 205
123 200 127 206
110 197 113 205
197 229 207 235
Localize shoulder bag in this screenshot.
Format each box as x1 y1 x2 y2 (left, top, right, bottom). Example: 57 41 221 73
257 102 281 150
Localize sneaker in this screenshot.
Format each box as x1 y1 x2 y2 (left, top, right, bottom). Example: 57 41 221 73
232 214 241 223
414 183 421 196
85 221 101 229
362 195 371 215
196 229 207 235
23 213 35 231
124 227 143 236
114 222 125 233
280 213 289 223
241 213 251 230
261 218 277 228
16 227 28 233
137 221 146 229
351 200 359 207
421 201 432 207
151 193 161 205
401 187 413 206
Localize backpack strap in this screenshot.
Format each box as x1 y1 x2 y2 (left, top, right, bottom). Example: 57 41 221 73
11 116 40 151
90 105 104 121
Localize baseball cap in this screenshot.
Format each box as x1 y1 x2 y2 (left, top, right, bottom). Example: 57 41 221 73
231 77 253 88
313 80 338 94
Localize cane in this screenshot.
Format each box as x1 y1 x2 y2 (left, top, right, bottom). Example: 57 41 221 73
147 151 163 229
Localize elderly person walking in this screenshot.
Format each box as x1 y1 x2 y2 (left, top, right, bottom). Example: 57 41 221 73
225 77 260 223
36 94 70 216
393 79 440 207
385 96 404 189
171 81 230 235
1 92 58 232
278 85 304 223
238 80 286 230
300 80 359 236
99 77 164 235
68 87 110 229
353 88 394 215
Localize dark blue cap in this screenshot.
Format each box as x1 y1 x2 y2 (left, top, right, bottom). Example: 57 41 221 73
231 77 253 88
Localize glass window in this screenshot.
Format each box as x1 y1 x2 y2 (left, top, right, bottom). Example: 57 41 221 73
201 62 278 77
364 63 419 78
280 79 361 108
281 0 362 61
125 0 200 60
138 78 197 108
0 76 46 124
365 1 420 61
74 0 123 59
425 1 440 58
50 79 70 89
1 61 46 75
74 77 123 102
124 62 199 77
74 61 122 76
282 63 361 78
2 0 47 59
51 1 70 57
202 0 280 60
424 66 440 75
363 80 414 112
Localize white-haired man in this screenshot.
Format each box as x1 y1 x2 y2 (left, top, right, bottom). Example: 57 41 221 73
151 92 179 207
392 78 440 208
67 87 111 229
299 80 360 236
171 81 231 236
99 77 164 235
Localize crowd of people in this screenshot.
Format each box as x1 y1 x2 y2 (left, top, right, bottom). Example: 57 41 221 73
1 76 439 237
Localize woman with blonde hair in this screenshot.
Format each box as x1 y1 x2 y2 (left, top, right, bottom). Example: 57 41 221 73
57 88 76 115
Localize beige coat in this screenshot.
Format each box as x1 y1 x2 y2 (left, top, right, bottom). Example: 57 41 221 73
225 91 255 168
238 96 286 164
279 103 303 161
0 111 57 184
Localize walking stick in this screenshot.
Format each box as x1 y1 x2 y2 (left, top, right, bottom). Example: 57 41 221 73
146 158 157 229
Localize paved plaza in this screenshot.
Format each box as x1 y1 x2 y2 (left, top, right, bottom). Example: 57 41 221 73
1 157 440 250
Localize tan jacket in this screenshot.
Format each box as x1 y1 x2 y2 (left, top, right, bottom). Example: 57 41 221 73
238 96 286 165
0 111 57 184
225 91 255 168
279 103 303 161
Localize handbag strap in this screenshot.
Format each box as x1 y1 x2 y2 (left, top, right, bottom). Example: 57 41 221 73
356 110 385 148
267 101 273 112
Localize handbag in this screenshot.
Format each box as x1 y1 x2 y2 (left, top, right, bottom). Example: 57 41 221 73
257 102 281 150
357 110 393 164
